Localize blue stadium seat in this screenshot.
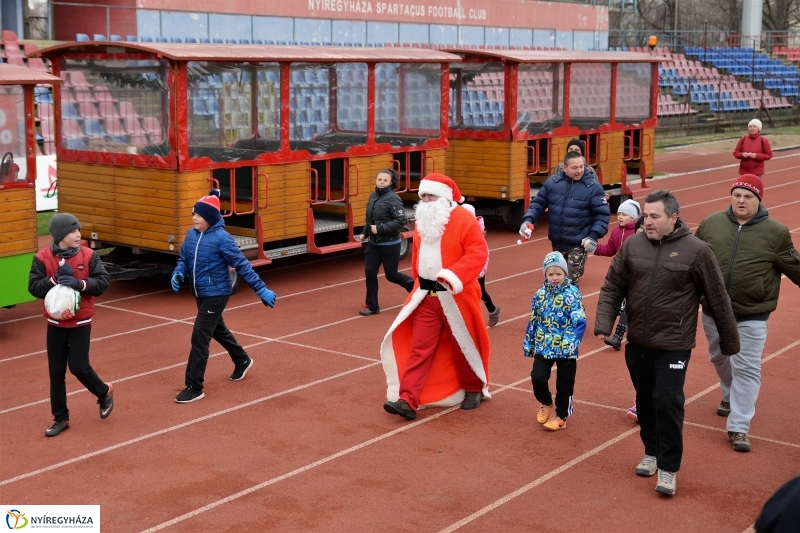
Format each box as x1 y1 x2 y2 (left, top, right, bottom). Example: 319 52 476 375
199 38 210 43
265 40 275 44
140 36 153 42
83 119 105 137
110 35 122 42
213 38 223 43
170 37 183 43
126 35 137 42
63 138 87 150
253 39 263 44
226 39 237 44
239 39 250 44
185 37 197 43
93 34 106 41
156 37 168 42
76 33 90 42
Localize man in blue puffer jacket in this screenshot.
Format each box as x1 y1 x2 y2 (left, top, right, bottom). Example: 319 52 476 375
519 151 610 286
171 190 277 404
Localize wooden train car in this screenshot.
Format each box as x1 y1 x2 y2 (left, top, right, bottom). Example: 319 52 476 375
35 43 459 277
0 64 61 307
445 49 661 224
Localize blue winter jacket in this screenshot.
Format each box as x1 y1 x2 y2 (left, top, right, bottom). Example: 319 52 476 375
522 168 610 250
523 280 586 359
174 219 267 298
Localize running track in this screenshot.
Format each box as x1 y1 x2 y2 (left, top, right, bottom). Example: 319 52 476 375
2 148 800 532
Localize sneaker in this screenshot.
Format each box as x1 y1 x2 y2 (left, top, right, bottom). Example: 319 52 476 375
488 306 500 327
717 401 731 417
461 391 483 410
98 383 114 419
626 401 638 422
635 455 657 477
359 305 380 316
543 416 567 431
655 469 677 496
45 419 69 437
730 432 752 452
230 357 253 381
383 399 416 420
536 403 554 424
175 387 204 403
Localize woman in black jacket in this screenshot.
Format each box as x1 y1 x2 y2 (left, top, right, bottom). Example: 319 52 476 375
357 169 414 315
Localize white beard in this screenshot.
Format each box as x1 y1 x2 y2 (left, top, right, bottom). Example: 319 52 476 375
415 198 452 243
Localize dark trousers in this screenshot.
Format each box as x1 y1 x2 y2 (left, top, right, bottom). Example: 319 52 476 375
47 324 108 422
625 343 691 472
531 356 577 420
185 295 249 390
364 241 413 312
399 295 483 410
478 276 496 313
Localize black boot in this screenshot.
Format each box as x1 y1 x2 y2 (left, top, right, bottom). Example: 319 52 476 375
604 324 626 351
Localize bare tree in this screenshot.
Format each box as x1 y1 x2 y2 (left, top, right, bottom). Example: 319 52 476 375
762 0 800 31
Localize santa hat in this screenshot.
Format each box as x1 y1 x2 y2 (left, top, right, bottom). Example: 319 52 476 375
748 118 762 132
418 173 463 203
732 174 763 201
193 189 222 226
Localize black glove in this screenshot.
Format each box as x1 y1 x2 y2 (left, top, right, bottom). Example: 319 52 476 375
57 263 74 277
57 275 82 291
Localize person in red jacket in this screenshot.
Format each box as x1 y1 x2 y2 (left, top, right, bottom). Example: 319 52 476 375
595 198 641 422
28 213 114 437
734 119 772 177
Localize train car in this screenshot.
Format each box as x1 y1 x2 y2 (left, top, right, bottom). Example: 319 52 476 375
0 64 62 308
445 49 661 225
34 43 459 281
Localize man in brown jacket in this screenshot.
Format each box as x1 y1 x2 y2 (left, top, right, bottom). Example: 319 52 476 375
596 189 739 497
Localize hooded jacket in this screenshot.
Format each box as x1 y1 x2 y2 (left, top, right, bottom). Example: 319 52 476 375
522 167 610 250
695 205 800 320
361 185 408 244
595 219 637 257
595 221 740 354
523 280 586 359
174 218 266 298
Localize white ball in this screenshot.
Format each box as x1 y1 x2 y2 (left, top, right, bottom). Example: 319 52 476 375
44 284 81 320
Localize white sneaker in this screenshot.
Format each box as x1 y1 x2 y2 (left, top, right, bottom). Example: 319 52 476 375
635 455 657 477
655 469 676 496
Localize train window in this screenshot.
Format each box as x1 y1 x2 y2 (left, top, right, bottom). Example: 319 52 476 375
449 61 504 131
334 63 368 134
516 63 564 135
375 63 441 145
59 58 170 154
616 62 652 125
187 61 280 162
0 85 28 186
569 62 612 129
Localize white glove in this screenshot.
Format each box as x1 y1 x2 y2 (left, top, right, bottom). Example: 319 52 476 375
581 237 598 254
519 222 534 239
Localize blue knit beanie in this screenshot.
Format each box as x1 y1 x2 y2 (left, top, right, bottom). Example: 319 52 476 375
193 189 222 226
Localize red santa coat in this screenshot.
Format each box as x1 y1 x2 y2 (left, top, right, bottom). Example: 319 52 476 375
381 206 491 407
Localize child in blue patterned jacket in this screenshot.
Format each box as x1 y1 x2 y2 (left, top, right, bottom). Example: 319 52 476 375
524 251 586 431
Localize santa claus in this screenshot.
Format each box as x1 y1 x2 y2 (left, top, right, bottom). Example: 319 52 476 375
381 173 491 420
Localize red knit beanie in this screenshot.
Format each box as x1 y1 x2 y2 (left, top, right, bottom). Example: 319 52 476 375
731 174 763 201
193 189 222 226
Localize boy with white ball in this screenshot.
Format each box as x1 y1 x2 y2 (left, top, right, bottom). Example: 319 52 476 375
28 213 114 437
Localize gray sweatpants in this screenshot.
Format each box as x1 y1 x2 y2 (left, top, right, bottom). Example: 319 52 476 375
702 313 768 434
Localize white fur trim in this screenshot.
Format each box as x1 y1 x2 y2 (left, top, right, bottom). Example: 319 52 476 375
418 179 453 201
436 268 463 295
438 291 491 398
418 237 443 281
381 289 427 401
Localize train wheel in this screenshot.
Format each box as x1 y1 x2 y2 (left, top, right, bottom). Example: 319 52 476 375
399 227 411 260
229 268 242 293
511 201 525 231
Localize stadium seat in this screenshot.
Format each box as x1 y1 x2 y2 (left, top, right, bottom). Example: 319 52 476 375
76 33 90 42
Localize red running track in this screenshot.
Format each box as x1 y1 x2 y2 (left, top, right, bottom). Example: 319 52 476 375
2 148 800 532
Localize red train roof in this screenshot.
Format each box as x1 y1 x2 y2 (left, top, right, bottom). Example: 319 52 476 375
0 63 61 85
33 42 462 63
451 49 666 63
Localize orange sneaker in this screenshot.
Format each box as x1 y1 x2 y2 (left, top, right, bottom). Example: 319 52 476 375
536 403 553 424
543 416 567 431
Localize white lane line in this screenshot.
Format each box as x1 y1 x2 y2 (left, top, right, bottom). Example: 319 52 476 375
0 362 380 487
437 336 800 532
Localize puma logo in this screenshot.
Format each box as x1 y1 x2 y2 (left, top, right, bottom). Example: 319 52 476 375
669 360 686 370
